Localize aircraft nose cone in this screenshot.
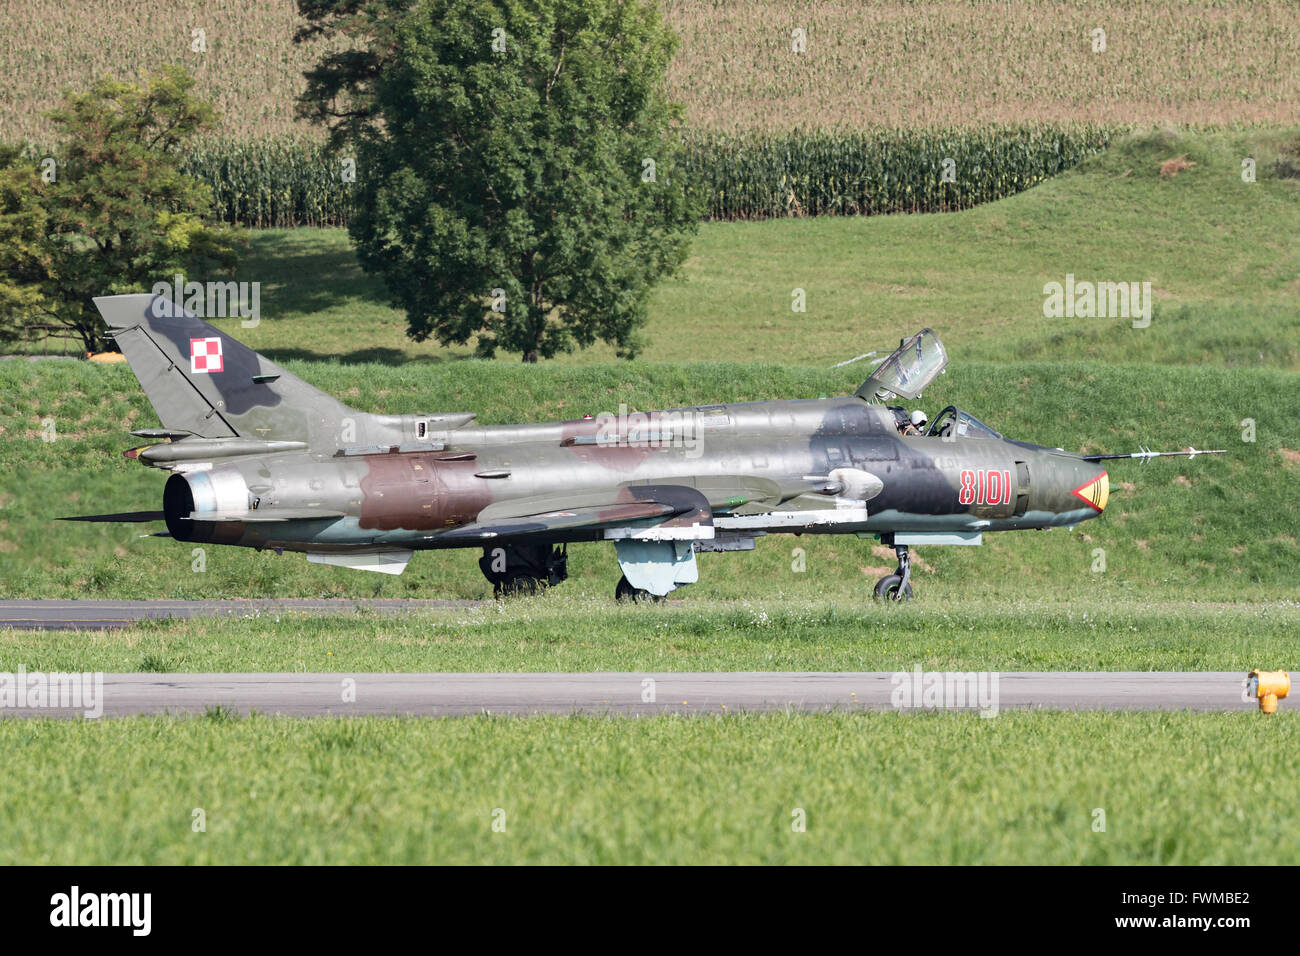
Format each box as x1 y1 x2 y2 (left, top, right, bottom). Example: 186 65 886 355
1069 468 1109 512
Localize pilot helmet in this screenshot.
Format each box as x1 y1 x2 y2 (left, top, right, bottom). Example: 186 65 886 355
910 409 928 427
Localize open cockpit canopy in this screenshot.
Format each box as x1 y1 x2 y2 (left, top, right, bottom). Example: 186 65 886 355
855 329 947 402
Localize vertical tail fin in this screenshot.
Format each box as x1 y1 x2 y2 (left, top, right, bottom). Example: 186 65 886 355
93 294 355 442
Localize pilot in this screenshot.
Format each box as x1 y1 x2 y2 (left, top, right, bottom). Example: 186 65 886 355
901 409 927 436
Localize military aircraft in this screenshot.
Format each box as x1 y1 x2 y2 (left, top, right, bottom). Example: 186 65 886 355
65 294 1222 601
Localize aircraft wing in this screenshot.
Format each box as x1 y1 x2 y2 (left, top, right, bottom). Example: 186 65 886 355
58 511 166 523
436 483 713 542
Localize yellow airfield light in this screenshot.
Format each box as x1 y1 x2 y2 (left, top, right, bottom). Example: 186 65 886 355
1246 670 1290 714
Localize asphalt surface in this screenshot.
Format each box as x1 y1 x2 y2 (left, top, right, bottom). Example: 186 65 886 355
0 598 481 630
0 672 1265 718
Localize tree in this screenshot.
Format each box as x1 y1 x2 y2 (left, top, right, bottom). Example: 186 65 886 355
0 148 49 343
300 0 699 360
0 66 239 353
295 0 412 150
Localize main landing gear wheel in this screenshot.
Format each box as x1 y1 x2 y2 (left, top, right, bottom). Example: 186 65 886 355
873 544 914 603
615 575 665 603
480 543 567 598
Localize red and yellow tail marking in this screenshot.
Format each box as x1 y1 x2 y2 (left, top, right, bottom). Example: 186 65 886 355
1070 471 1109 511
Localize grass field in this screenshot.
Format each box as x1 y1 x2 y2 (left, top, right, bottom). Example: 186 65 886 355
1 711 1296 864
3 1 1298 142
3 600 1295 674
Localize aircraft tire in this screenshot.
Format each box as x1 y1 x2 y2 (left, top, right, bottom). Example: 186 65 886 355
873 574 913 602
615 575 665 603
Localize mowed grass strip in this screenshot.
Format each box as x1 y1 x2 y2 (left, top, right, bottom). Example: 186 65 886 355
2 600 1295 673
0 711 1295 864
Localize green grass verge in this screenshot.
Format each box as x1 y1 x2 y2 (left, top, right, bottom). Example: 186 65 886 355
1 711 1296 864
3 600 1295 673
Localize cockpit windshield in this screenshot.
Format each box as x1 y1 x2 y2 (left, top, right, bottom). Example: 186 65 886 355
856 329 948 402
926 406 1002 440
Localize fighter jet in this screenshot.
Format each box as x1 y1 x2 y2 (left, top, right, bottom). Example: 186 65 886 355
65 294 1222 601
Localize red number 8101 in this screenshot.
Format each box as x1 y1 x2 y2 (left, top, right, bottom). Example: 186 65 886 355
958 468 1012 505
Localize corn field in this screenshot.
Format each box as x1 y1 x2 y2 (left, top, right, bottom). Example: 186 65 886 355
661 0 1300 132
0 0 1259 224
1 1 1297 143
160 124 1112 227
178 140 354 229
681 124 1113 219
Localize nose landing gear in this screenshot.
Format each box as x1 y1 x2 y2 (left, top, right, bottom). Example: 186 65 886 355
873 543 913 602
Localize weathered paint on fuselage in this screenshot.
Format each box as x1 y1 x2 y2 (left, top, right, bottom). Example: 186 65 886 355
90 294 1115 591
167 395 1108 554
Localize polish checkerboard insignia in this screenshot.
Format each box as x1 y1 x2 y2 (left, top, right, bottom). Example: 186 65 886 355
190 337 223 373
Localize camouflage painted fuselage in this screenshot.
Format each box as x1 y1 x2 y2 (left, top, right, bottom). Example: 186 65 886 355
89 294 1109 591
167 396 1108 554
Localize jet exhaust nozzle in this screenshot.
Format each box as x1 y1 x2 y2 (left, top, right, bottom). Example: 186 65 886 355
163 469 250 542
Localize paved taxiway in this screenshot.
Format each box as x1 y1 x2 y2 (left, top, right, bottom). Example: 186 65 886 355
0 672 1264 718
0 598 480 630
